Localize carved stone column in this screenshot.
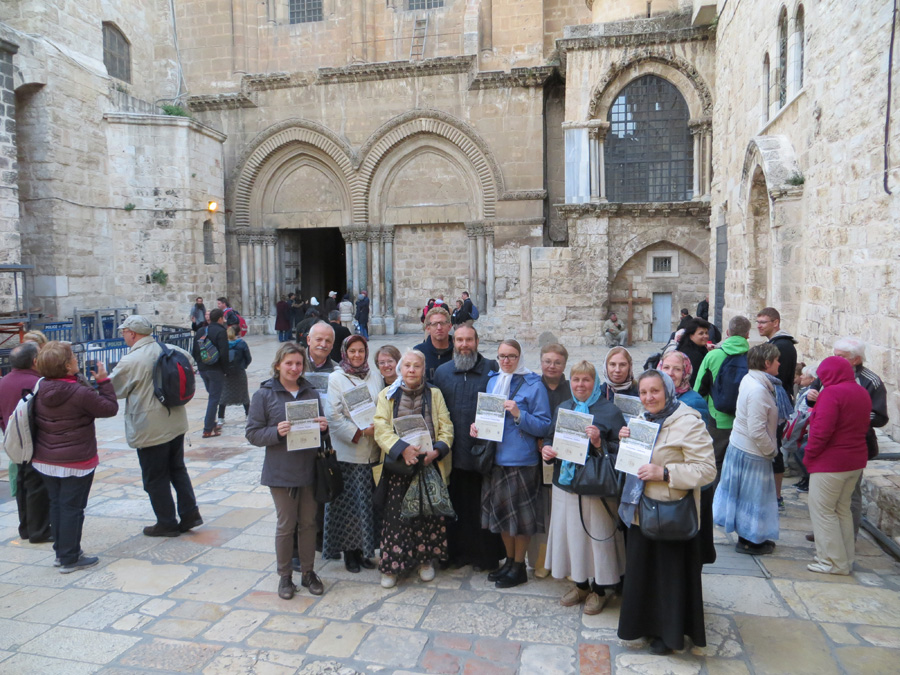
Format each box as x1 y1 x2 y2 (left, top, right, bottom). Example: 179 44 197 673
359 236 368 293
466 222 480 298
368 228 384 334
351 236 360 298
264 233 277 317
691 124 701 200
382 228 395 334
475 225 487 312
237 230 251 317
484 222 495 311
340 226 353 297
253 236 264 316
703 120 713 198
587 122 610 204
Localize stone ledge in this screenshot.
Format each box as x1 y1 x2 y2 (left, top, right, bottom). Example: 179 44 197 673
862 432 900 546
469 66 556 90
556 201 711 220
498 190 547 201
317 56 476 84
102 113 228 143
186 92 257 112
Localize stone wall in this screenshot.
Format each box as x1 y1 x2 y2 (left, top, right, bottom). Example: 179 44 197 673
0 36 17 313
711 0 900 439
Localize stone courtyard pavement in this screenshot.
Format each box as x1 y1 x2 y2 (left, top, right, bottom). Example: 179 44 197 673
1 334 900 674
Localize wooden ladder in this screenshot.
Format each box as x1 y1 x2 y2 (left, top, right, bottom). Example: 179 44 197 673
409 16 428 61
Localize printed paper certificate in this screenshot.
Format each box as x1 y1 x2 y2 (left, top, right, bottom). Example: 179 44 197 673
342 384 376 430
285 400 320 451
614 418 660 476
551 409 595 465
475 393 506 442
613 394 645 421
392 414 433 455
304 373 330 395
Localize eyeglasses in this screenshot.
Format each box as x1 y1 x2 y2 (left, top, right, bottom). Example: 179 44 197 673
376 361 395 368
427 321 449 328
756 319 772 325
498 354 519 361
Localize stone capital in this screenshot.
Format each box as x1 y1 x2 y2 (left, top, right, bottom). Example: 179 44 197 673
465 221 485 238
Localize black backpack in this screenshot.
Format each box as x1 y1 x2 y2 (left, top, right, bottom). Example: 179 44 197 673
709 352 748 416
153 340 196 409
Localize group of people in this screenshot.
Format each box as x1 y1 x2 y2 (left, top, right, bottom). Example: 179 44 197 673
1 297 888 656
419 292 479 327
274 290 371 344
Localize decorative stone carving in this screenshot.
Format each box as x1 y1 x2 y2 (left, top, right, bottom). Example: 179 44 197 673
498 190 547 201
186 92 257 111
556 202 711 219
469 66 555 90
318 56 476 85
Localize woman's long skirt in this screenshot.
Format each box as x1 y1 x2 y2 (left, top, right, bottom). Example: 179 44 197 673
713 443 780 544
545 486 625 585
617 526 707 650
323 462 377 559
220 368 250 407
481 464 544 536
379 472 448 575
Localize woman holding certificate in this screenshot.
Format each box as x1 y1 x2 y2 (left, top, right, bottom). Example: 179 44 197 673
598 347 639 400
541 361 627 615
616 370 716 655
324 336 383 573
373 349 454 589
246 343 329 600
471 339 552 589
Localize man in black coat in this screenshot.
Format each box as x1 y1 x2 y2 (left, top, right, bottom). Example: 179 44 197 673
327 310 352 362
432 325 503 570
355 291 370 339
193 308 230 437
414 306 453 383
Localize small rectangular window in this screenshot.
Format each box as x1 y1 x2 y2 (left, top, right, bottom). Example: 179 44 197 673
203 220 215 264
652 256 672 273
102 23 131 83
408 0 443 10
290 0 323 24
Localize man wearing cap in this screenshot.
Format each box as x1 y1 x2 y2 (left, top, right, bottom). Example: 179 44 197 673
111 315 203 537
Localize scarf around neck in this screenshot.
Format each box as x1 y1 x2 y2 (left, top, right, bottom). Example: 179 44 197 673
491 363 531 399
602 348 635 393
763 371 794 424
559 376 603 486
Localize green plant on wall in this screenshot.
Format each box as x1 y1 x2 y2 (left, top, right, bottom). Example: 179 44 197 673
786 171 805 186
124 203 136 211
161 104 190 117
150 268 169 286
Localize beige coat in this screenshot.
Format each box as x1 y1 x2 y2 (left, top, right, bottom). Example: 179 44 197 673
632 403 717 525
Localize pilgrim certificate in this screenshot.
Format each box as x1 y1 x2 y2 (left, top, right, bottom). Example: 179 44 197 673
613 394 644 421
392 414 433 455
551 409 595 465
475 393 506 442
615 418 660 476
285 400 320 451
304 372 330 396
342 384 376 430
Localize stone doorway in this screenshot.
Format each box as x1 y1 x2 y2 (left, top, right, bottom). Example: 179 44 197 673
280 228 347 306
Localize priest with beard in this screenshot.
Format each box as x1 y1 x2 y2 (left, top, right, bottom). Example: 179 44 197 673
432 325 504 570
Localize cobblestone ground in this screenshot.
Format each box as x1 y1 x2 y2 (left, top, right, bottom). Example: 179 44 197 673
1 334 899 674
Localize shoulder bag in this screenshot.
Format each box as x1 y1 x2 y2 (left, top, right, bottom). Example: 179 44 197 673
570 445 619 499
638 491 698 541
400 463 456 520
314 438 344 504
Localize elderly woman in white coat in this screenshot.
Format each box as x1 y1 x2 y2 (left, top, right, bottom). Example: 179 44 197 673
713 343 790 555
324 335 384 572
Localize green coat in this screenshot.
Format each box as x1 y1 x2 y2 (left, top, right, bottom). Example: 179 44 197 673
693 335 749 429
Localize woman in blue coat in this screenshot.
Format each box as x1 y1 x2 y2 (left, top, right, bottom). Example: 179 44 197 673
470 339 551 588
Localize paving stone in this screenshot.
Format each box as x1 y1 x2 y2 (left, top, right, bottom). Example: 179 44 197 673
0 585 63 618
354 626 428 666
169 568 265 603
203 609 269 642
819 622 859 645
305 621 371 658
201 647 304 675
462 658 516 675
168 601 232 622
0 560 82 588
422 649 460 674
246 630 310 650
702 576 790 617
0 652 102 674
761 557 858 584
691 614 743 657
297 661 364 675
519 644 576 674
361 601 425 627
578 644 611 675
789 581 900 626
769 580 811 620
145 618 210 639
221 533 275 553
18 626 140 665
385 586 436 606
421 601 512 636
309 581 398 620
192 548 275 570
110 613 153 631
60 592 147 630
614 653 702 675
239 590 316 614
0 546 56 565
735 616 839 675
698 657 750 674
118 638 222 672
507 615 579 645
263 615 326 633
208 507 270 529
834 645 899 674
433 634 472 651
474 637 520 663
0 617 51 649
855 625 900 648
74 558 196 595
139 598 176 616
221 492 274 509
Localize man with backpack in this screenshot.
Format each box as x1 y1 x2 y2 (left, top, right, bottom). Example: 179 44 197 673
460 291 479 326
111 315 203 537
694 315 752 471
193 309 230 439
217 297 247 336
0 342 52 544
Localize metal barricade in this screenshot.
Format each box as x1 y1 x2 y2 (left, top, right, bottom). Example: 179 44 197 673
157 326 194 353
0 349 11 376
71 338 130 372
34 321 73 342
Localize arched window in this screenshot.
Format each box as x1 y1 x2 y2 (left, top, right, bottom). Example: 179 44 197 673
777 7 788 107
102 23 131 83
605 75 693 203
203 220 215 264
793 4 805 90
762 53 771 122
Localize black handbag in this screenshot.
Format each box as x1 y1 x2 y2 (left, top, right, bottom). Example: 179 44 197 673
570 447 619 498
314 441 344 504
383 452 420 476
469 440 496 476
638 492 698 542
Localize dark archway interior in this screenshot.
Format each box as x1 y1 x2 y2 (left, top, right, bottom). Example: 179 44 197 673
281 228 347 305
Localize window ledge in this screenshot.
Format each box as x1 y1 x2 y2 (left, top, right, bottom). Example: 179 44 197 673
758 87 806 135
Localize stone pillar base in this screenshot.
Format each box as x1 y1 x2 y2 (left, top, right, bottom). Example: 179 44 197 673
247 317 273 335
370 316 385 335
383 316 396 335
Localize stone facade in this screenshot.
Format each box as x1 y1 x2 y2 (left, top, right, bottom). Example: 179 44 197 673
0 34 18 313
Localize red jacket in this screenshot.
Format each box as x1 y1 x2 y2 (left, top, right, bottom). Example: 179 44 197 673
0 367 41 432
33 377 119 465
803 357 871 474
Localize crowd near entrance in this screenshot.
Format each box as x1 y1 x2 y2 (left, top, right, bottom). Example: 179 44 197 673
280 228 348 303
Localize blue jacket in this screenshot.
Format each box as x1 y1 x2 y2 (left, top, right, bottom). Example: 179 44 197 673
486 371 551 466
678 389 710 425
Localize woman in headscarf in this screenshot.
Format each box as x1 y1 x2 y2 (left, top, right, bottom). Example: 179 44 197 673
617 370 716 655
542 360 626 615
470 339 551 589
324 335 383 572
373 349 453 588
598 347 638 400
713 343 788 555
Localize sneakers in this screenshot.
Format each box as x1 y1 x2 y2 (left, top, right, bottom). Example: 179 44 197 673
301 570 324 596
560 586 590 607
278 575 296 600
795 479 809 493
583 591 609 616
381 573 397 589
418 563 435 582
777 496 785 512
179 509 203 533
143 523 181 538
59 555 99 574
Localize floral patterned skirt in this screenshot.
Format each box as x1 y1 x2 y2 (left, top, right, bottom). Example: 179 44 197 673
379 471 448 575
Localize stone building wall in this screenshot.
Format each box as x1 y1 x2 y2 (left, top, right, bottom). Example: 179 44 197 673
711 0 900 439
0 35 17 313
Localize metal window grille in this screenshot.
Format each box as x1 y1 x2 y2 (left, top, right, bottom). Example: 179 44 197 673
652 256 672 273
763 53 771 121
290 0 323 24
778 8 788 107
408 0 443 10
605 75 693 203
102 23 131 83
795 6 805 89
203 220 215 265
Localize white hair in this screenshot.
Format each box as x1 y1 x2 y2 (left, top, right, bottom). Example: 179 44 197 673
399 348 426 367
801 363 818 378
833 337 866 362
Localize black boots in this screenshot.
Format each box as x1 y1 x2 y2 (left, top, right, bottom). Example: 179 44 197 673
494 561 527 589
487 558 513 582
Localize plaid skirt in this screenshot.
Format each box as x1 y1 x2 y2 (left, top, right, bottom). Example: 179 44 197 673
481 464 544 536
